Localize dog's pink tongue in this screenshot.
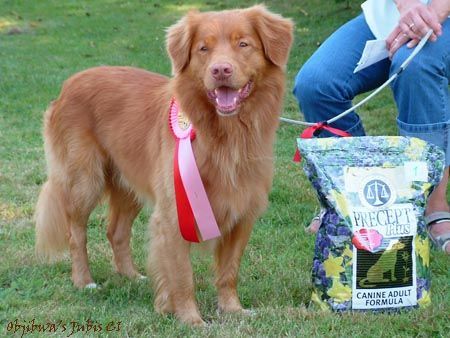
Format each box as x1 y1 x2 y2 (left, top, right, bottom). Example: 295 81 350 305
216 87 239 109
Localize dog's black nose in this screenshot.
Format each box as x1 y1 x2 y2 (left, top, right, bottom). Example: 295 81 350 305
210 62 233 80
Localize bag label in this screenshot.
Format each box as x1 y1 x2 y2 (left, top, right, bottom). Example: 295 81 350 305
351 233 417 309
346 167 418 309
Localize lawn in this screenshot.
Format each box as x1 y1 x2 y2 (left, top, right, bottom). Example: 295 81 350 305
0 0 448 337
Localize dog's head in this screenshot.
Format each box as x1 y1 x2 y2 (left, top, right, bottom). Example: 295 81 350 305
167 5 293 117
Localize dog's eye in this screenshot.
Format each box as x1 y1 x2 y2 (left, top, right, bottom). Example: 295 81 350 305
239 41 249 48
199 46 208 52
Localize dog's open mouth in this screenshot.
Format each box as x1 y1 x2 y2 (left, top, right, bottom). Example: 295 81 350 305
207 81 253 116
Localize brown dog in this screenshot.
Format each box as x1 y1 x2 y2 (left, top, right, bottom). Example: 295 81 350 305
35 5 293 325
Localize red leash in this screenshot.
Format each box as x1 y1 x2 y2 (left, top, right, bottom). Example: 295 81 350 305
293 122 351 162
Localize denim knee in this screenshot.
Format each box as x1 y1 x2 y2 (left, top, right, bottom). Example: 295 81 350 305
390 54 428 96
390 40 450 126
293 65 343 120
293 65 366 137
293 65 323 114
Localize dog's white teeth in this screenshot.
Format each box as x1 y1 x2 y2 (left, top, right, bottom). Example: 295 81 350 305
215 98 220 105
233 97 237 105
214 89 218 95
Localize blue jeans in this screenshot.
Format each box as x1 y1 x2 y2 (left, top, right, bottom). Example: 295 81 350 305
293 14 450 166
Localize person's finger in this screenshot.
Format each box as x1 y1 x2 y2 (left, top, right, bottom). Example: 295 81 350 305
386 26 402 50
407 39 419 48
407 21 418 35
409 11 430 37
389 32 409 58
399 21 419 40
420 6 442 35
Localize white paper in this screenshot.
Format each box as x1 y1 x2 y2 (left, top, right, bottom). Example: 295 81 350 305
354 39 389 73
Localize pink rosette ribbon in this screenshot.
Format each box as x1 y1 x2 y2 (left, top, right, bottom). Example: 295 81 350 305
169 98 221 242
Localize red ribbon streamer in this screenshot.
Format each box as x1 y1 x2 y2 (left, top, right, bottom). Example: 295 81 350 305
173 132 200 242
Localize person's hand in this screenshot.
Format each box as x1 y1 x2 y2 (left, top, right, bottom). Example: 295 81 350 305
386 0 443 57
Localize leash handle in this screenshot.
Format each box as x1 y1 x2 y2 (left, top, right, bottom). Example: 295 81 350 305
291 30 433 163
283 29 433 127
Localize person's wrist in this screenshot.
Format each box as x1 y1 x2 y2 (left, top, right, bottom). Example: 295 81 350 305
394 0 420 12
429 0 450 23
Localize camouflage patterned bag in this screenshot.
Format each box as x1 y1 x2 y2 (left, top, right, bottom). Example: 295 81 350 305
297 136 445 311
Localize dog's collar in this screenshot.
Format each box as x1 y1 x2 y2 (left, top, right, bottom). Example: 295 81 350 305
169 98 221 242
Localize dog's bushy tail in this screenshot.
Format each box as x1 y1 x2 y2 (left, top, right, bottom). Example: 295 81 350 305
35 104 70 261
35 179 69 261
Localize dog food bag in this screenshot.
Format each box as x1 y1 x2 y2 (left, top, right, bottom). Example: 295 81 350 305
297 136 445 312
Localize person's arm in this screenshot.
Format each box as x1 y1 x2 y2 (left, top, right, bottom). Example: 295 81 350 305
386 0 449 57
429 0 450 21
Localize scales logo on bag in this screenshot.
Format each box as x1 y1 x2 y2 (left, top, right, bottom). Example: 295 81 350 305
349 171 417 310
361 177 394 207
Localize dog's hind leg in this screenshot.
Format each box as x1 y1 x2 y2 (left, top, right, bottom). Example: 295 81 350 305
68 207 98 288
106 182 142 278
37 162 104 288
36 103 106 288
214 221 254 313
36 175 101 289
148 207 204 326
66 151 106 288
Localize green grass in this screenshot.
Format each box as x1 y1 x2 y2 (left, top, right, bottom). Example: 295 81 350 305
0 0 448 337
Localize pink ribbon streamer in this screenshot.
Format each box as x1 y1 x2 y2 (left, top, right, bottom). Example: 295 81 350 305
178 138 221 241
170 99 221 241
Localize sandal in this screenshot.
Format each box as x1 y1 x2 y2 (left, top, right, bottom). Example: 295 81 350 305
306 208 326 234
425 211 450 253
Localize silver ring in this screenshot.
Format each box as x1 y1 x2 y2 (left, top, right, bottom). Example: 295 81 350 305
394 38 399 43
409 22 415 29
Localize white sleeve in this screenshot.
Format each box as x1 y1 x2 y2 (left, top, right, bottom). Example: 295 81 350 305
361 0 399 39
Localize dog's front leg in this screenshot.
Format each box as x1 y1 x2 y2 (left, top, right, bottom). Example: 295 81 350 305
147 209 204 326
214 221 254 313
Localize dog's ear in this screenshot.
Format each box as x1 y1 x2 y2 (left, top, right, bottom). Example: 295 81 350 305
166 11 199 76
246 5 294 68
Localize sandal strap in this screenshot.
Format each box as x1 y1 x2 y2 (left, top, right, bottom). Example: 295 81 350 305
424 211 450 226
433 234 450 252
306 208 327 232
425 212 450 252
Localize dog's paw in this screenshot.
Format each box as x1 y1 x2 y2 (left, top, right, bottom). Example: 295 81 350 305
138 274 148 281
177 313 206 327
240 308 257 317
85 282 98 289
217 307 256 317
217 299 244 314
